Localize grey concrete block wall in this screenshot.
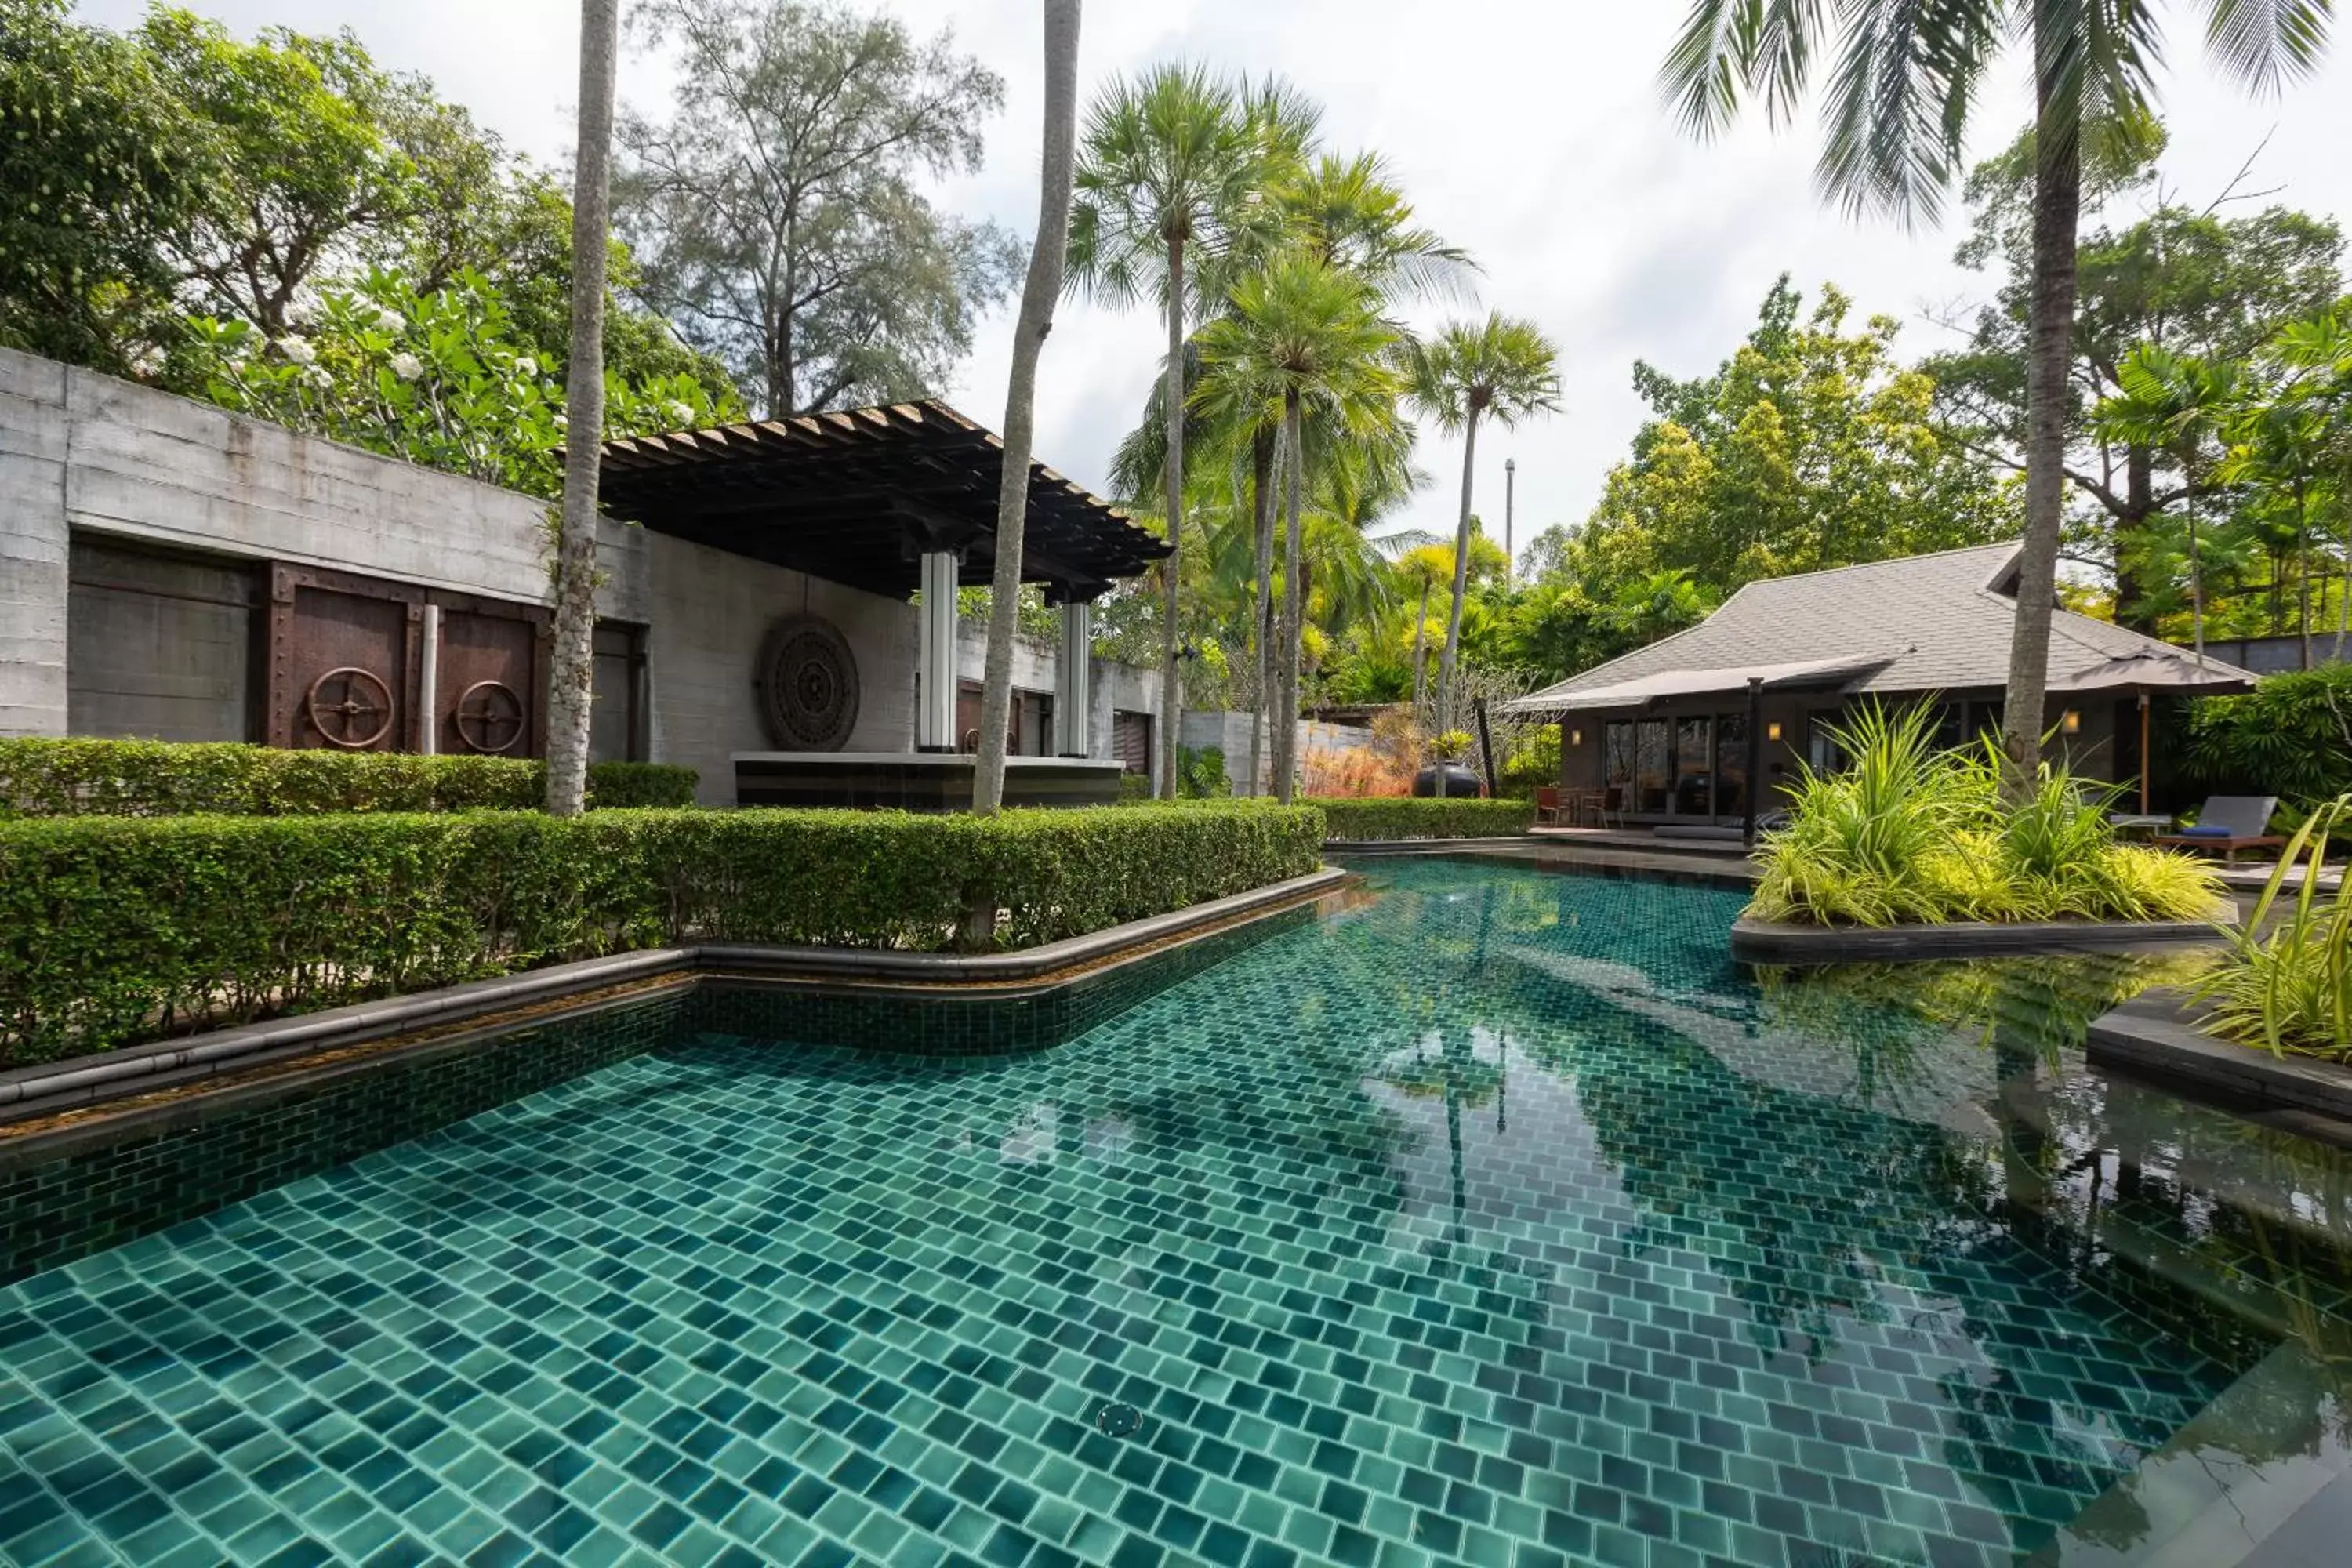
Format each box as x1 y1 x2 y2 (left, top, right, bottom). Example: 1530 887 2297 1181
0 352 71 736
0 347 1163 799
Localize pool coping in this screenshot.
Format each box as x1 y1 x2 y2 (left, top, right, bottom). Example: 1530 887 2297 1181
0 866 1351 1127
1730 913 2232 965
2086 987 2352 1125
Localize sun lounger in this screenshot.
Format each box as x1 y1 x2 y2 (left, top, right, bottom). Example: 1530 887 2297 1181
2154 795 2283 863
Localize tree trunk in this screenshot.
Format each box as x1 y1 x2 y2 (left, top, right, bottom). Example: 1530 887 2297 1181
1157 235 1186 800
1246 423 1275 796
2112 444 2157 631
544 0 619 818
1275 391 1305 804
1411 580 1429 720
2187 499 2206 665
1436 405 1482 735
970 0 1080 826
2000 67 2082 804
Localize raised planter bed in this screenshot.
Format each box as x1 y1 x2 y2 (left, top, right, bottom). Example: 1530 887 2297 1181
1730 913 2231 966
2086 989 2352 1125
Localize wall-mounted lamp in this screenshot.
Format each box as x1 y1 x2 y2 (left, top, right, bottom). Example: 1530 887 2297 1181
1568 728 1583 747
2062 710 2081 735
1766 721 1783 743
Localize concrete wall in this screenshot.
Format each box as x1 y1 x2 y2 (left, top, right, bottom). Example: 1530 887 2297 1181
1178 710 1373 792
0 347 1160 802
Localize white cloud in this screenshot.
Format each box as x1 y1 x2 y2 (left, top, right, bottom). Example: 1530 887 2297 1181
75 0 2352 551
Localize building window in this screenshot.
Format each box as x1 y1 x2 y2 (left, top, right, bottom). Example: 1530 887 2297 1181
1715 711 1749 818
1603 720 1635 799
1674 716 1714 816
1635 717 1671 814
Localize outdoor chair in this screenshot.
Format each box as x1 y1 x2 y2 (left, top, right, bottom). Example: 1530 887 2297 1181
2154 795 2284 863
1534 787 1563 826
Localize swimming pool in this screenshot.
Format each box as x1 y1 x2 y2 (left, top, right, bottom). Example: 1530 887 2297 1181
2 856 2347 1567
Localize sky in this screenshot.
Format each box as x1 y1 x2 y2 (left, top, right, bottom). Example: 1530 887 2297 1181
78 0 2352 557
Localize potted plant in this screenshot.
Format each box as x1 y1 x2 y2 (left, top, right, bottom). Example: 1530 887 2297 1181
1414 730 1483 798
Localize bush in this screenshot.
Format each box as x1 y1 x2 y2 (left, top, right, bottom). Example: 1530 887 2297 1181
1177 745 1232 798
0 801 1326 1066
2181 665 2352 804
1497 726 1562 800
1315 797 1536 840
1748 704 2226 928
0 738 697 815
2193 794 2352 1062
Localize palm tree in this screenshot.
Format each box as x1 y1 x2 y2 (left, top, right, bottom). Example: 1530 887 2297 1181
971 0 1080 821
2096 345 2245 665
1661 0 2334 796
546 0 619 817
1396 543 1454 721
1411 314 1560 731
1069 65 1279 799
1194 254 1402 801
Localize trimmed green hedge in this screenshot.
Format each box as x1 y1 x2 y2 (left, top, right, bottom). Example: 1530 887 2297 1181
1313 796 1537 840
0 802 1325 1066
0 738 697 815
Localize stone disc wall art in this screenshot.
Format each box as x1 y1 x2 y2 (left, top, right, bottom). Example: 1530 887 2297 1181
756 614 860 751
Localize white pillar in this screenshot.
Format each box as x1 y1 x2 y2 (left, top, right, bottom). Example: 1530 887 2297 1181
916 549 960 750
1056 599 1092 756
416 604 441 753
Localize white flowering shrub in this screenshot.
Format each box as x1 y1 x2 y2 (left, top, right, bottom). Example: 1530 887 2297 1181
175 269 732 498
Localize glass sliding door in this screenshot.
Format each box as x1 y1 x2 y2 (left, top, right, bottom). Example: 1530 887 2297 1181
1635 718 1671 813
1715 711 1749 818
1603 720 1635 806
1674 716 1714 816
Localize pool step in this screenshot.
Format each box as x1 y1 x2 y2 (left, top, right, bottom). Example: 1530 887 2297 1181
2025 1341 2352 1568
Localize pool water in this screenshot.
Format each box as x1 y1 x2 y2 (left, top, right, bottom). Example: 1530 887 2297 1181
4 857 2350 1568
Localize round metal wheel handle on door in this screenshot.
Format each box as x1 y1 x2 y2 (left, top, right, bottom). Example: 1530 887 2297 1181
452 680 526 754
303 666 395 750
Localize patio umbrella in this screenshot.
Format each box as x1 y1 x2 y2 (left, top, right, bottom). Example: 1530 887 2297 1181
2049 652 2258 815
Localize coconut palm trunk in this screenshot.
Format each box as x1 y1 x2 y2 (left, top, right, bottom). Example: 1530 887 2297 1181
1998 58 2080 803
1158 234 1186 800
1411 579 1430 720
1247 423 1275 795
544 0 619 817
972 0 1080 821
1276 390 1305 804
1436 405 1481 734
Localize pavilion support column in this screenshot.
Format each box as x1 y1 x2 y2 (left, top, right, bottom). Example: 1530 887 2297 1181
916 549 960 751
1742 677 1765 850
1057 598 1092 757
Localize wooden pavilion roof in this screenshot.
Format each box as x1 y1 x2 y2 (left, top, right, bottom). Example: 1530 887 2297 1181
593 401 1166 602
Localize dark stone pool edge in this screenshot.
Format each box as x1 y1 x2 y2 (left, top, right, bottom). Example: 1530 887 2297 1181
1731 913 2230 965
0 867 1352 1127
2087 988 2352 1134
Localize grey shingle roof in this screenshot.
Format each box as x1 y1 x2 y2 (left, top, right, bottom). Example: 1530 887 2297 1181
1508 543 2256 710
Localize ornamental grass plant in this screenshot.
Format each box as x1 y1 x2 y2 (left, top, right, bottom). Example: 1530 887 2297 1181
1748 704 2226 928
2192 794 2352 1062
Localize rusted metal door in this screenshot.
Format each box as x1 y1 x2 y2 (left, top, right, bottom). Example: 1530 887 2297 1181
435 601 546 757
1111 710 1151 774
267 564 420 750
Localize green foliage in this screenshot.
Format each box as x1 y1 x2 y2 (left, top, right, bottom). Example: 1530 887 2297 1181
0 739 695 816
173 270 733 499
0 0 202 372
0 802 1325 1065
1315 797 1535 841
2182 665 2352 802
1429 730 1473 761
1496 726 1561 801
1175 746 1232 798
1578 279 2016 602
1748 704 2226 928
2194 795 2352 1061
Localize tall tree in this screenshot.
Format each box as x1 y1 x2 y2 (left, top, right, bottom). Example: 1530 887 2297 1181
1193 254 1402 801
1930 128 2343 627
615 0 1022 417
545 0 619 818
1069 64 1276 799
1662 0 2336 794
974 0 1083 821
1411 313 1560 731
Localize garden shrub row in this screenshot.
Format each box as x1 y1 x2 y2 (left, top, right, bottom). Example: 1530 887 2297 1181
0 738 697 815
0 801 1326 1066
1312 796 1537 840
